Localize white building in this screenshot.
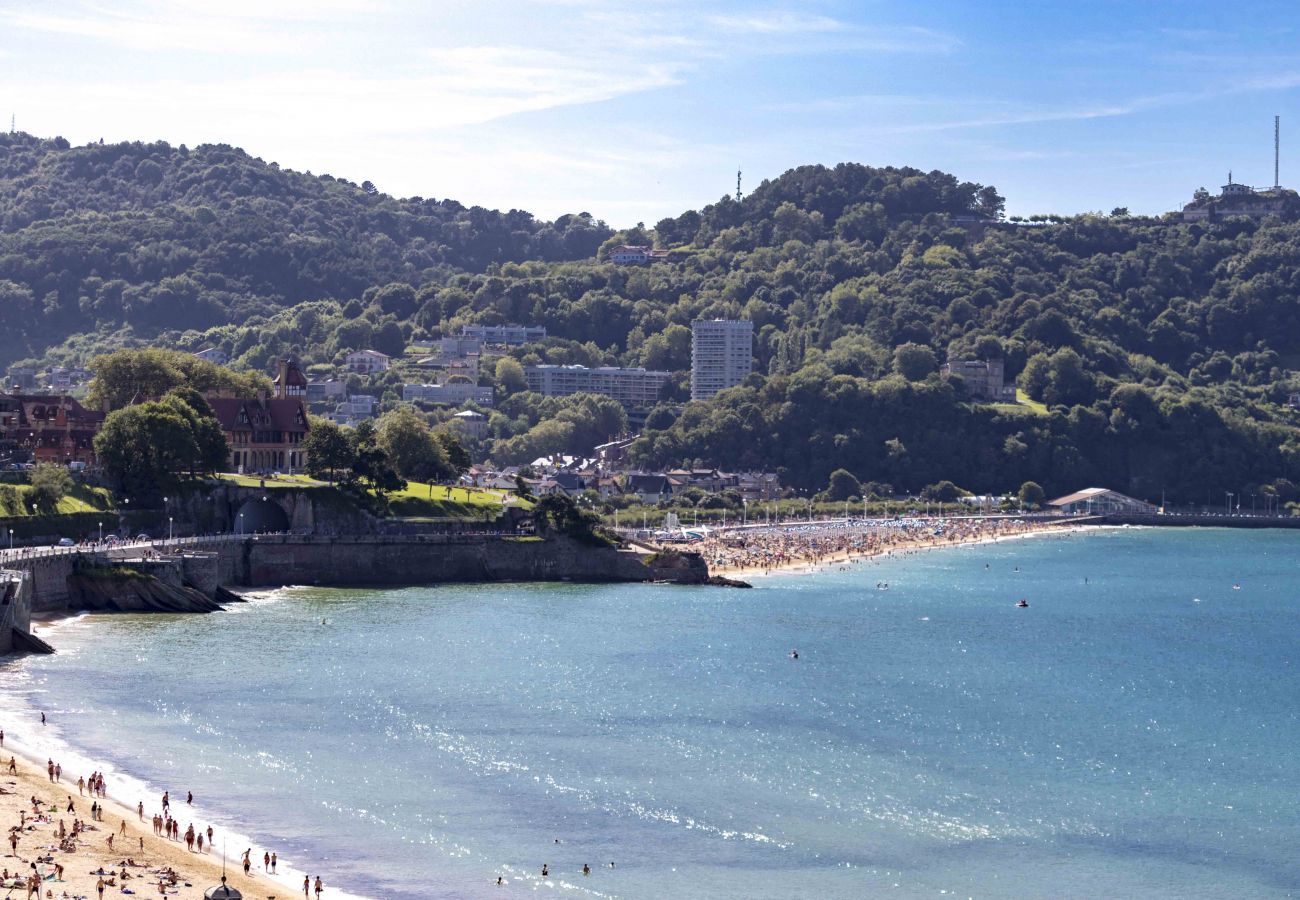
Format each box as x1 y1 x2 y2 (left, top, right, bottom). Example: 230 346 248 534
306 380 347 404
438 335 485 357
461 324 546 345
403 382 495 407
195 348 229 366
691 319 753 401
609 245 669 264
448 409 489 439
524 364 671 408
345 349 391 374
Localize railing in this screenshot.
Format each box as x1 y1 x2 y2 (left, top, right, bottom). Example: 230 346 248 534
0 532 264 567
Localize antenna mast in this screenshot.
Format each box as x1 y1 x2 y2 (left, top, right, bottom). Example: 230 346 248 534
736 168 742 203
1275 115 1281 189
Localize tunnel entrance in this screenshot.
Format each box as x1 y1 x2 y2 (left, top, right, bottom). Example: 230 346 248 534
234 498 289 534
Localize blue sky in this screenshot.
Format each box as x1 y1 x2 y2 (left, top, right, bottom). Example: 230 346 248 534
4 0 1300 225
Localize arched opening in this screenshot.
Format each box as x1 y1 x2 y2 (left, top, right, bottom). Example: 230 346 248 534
234 498 289 534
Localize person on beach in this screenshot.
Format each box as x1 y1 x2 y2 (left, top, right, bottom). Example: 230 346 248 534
314 876 323 897
1 728 4 747
264 851 270 871
7 756 15 774
96 876 105 899
161 791 169 813
271 852 277 872
187 791 192 805
304 875 310 896
207 824 213 846
54 762 60 782
243 848 251 875
78 776 85 796
40 713 45 725
46 760 53 781
137 800 144 821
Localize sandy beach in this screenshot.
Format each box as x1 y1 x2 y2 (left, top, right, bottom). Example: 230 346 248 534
695 515 1083 580
0 737 309 900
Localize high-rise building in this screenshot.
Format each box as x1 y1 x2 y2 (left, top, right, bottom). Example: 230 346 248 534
691 319 753 400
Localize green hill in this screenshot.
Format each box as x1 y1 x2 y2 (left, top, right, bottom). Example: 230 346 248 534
6 141 1300 503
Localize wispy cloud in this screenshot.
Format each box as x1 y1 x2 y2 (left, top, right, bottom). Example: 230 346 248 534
708 10 845 34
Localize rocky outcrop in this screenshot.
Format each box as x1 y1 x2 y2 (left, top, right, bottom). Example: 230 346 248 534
66 570 224 613
642 549 711 585
706 574 752 588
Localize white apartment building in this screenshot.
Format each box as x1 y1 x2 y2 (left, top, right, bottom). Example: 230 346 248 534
345 349 391 374
524 365 671 408
402 382 495 407
461 324 547 345
691 319 753 400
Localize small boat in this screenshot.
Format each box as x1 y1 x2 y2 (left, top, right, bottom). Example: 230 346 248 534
1016 599 1029 608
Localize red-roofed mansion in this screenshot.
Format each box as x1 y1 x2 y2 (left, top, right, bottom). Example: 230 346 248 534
207 359 311 474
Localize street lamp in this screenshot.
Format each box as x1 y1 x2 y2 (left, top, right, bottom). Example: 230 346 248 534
169 517 174 542
98 521 102 542
238 513 244 535
1226 491 1233 515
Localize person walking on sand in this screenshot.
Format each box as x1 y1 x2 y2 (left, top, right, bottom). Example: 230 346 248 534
271 851 277 873
137 801 144 821
161 791 169 813
304 875 310 897
96 877 105 899
197 832 204 853
77 776 85 796
314 876 323 897
7 756 15 774
243 848 251 875
264 851 270 871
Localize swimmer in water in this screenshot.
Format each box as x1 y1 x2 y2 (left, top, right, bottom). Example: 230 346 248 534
789 649 799 659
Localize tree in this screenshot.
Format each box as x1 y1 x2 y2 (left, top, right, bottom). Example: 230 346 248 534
921 480 966 502
302 417 354 484
1018 480 1045 508
94 399 216 499
376 405 451 482
495 357 527 395
434 430 471 475
349 420 405 496
825 468 861 501
87 348 266 411
893 343 939 381
28 464 73 510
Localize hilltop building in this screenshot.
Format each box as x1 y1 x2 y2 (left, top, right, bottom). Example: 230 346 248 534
941 358 1015 402
609 245 669 264
691 319 753 401
524 364 671 409
1182 173 1295 221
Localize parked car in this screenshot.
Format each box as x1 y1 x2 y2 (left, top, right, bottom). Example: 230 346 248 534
57 537 74 547
135 533 150 541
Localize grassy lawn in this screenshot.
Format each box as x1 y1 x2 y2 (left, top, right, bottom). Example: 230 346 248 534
210 472 328 489
992 389 1050 416
0 483 114 517
387 482 527 519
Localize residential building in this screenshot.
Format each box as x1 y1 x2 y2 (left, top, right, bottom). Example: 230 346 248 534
941 358 1015 402
336 395 377 419
5 366 37 392
461 324 546 345
626 473 674 505
46 367 91 391
0 393 105 466
345 349 391 374
403 382 495 407
438 335 485 357
609 245 669 264
448 409 489 440
524 364 671 408
195 348 229 366
595 437 635 464
1182 173 1293 222
306 380 347 405
207 364 311 473
691 319 753 400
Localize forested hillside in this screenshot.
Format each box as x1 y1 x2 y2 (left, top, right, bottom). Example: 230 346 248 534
0 132 612 362
5 133 1300 502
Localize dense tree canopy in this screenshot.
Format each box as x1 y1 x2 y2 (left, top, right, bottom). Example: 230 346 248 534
9 141 1300 504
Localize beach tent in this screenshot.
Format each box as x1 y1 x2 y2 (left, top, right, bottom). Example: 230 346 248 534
204 877 242 899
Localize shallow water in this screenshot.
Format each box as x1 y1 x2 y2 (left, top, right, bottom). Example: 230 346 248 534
2 527 1298 898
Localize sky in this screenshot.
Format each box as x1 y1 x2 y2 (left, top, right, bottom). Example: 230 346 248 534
5 0 1300 226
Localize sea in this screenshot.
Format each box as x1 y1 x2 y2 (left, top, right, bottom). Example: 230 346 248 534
1 526 1297 899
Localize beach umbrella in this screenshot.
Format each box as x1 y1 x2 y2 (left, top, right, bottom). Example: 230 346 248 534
204 876 242 899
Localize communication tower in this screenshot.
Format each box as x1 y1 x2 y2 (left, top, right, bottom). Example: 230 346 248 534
1275 115 1281 189
736 168 742 203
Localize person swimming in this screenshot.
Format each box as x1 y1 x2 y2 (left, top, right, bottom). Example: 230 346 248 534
789 649 799 659
1016 599 1029 608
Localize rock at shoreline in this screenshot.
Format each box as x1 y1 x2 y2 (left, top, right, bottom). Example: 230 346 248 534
706 575 753 588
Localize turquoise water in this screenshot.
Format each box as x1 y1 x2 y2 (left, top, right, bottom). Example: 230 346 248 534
2 527 1298 898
